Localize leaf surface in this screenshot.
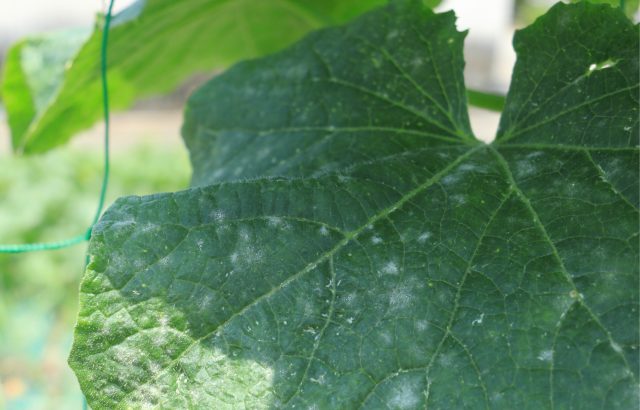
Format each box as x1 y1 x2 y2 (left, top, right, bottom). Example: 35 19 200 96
70 2 639 408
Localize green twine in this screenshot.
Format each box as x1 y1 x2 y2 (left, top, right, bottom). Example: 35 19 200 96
0 0 115 254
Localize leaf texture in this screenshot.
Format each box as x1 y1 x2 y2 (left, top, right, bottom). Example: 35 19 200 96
69 2 639 408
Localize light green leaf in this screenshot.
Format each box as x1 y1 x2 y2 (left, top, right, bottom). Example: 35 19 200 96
1 28 90 148
1 0 399 154
70 2 639 408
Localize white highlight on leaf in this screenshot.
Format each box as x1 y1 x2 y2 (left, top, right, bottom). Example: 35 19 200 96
231 229 264 266
140 222 157 233
198 295 213 311
310 373 326 385
458 163 481 172
515 159 536 178
111 344 144 366
441 173 460 186
175 345 274 409
99 308 137 338
318 226 329 236
109 218 136 231
588 58 617 73
537 349 553 362
256 147 271 160
342 292 357 306
438 352 454 367
610 341 623 354
450 194 466 205
415 320 428 331
387 380 420 410
379 331 393 345
371 235 383 244
569 290 583 300
211 210 225 222
417 232 431 243
381 261 399 275
471 313 485 326
389 285 413 311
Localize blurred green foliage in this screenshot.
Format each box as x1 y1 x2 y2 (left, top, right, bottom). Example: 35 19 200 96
515 0 638 25
0 141 190 409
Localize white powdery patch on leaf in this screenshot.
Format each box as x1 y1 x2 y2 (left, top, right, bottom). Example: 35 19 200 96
174 344 275 408
537 349 553 362
99 307 137 337
388 284 414 311
417 231 431 243
387 378 421 409
380 261 399 275
230 228 264 267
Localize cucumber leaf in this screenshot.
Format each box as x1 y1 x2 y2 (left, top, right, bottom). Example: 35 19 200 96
69 2 639 408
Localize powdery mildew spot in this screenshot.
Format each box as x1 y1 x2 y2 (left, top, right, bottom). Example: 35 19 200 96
417 232 431 243
471 313 485 326
175 345 275 409
211 210 225 222
537 350 553 362
389 285 414 311
381 261 399 275
387 381 421 410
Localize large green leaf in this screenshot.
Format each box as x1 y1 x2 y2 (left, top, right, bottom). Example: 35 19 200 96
2 0 393 154
69 1 639 408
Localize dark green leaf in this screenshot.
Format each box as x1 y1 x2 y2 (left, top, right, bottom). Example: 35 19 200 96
70 2 639 408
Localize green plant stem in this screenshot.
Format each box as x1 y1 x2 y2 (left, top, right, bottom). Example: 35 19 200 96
467 89 505 112
94 0 114 226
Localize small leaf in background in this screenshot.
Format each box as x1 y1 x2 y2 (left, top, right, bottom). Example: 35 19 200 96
69 1 638 408
1 28 90 148
1 0 403 154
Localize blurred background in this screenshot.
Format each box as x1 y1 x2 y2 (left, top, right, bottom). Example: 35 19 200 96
0 0 632 408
